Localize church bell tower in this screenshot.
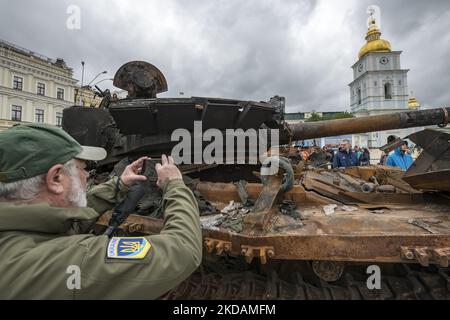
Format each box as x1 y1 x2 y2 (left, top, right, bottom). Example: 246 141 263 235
349 7 416 148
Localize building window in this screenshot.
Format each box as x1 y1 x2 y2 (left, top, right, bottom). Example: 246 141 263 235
57 88 65 100
56 112 63 127
11 105 22 121
37 82 46 96
357 88 362 105
374 81 377 86
35 109 44 123
384 83 392 100
398 80 402 86
13 76 23 90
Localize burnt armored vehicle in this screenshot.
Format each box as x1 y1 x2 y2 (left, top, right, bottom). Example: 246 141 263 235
63 61 450 299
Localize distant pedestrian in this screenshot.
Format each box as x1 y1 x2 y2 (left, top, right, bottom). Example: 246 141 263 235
332 139 357 168
322 146 334 163
359 148 371 166
386 141 414 170
379 151 389 165
355 146 362 161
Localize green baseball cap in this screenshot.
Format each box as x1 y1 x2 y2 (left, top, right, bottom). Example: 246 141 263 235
0 123 107 183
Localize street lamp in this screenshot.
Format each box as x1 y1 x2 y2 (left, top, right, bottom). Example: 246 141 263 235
79 61 85 105
81 61 85 86
87 71 107 87
77 67 107 106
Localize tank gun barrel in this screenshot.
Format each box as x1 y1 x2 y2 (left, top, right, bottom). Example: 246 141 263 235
286 107 449 141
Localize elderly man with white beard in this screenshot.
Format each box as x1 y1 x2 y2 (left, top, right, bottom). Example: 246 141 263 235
0 123 202 299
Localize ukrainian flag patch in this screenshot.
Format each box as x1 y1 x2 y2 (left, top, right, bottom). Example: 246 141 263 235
107 237 151 260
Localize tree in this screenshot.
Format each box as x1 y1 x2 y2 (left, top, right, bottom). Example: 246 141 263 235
305 112 323 122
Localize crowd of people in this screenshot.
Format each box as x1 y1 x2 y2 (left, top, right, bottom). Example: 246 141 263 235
324 140 372 168
326 138 414 170
297 137 415 171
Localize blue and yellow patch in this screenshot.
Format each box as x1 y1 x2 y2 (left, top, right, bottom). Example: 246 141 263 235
107 237 151 260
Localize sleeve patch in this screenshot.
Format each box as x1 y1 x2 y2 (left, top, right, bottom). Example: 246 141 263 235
107 237 151 260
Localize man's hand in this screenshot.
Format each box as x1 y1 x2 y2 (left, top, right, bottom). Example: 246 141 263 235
120 156 149 186
155 155 182 189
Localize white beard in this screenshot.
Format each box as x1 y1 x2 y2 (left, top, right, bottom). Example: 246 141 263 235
68 174 87 208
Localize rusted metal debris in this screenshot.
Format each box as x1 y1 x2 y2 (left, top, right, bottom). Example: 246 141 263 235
241 245 275 265
401 247 450 267
243 175 283 234
408 219 439 234
243 156 294 233
94 157 450 267
403 129 450 192
91 143 450 271
96 201 450 266
204 238 232 255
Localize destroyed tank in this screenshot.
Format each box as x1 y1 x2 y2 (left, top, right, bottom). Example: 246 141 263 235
63 61 450 300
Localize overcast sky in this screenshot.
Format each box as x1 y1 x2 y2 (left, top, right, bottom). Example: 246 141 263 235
0 0 449 112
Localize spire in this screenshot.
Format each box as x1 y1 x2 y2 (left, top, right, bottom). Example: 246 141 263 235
366 15 381 41
358 8 392 59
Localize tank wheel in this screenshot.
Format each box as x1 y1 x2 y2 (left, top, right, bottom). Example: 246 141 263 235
311 260 345 282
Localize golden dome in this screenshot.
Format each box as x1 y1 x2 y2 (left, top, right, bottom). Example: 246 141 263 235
358 18 391 59
408 95 420 109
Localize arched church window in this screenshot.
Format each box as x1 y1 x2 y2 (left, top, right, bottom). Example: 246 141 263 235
384 83 392 100
357 88 362 105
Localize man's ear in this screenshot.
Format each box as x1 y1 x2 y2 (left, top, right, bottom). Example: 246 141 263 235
45 164 66 195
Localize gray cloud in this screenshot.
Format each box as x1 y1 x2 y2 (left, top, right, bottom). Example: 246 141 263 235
0 0 448 112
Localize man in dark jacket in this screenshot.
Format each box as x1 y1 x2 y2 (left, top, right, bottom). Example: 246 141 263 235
332 139 358 168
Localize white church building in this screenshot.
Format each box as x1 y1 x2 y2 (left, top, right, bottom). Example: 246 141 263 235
349 12 421 148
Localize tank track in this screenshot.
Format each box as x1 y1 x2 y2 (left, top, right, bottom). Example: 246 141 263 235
163 260 450 300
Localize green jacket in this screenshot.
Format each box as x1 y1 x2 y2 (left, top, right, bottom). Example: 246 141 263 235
0 177 202 299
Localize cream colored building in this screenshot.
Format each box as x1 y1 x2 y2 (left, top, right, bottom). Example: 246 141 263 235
0 39 78 131
74 86 104 108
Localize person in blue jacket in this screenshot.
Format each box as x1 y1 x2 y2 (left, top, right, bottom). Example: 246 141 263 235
332 139 358 168
386 140 414 170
